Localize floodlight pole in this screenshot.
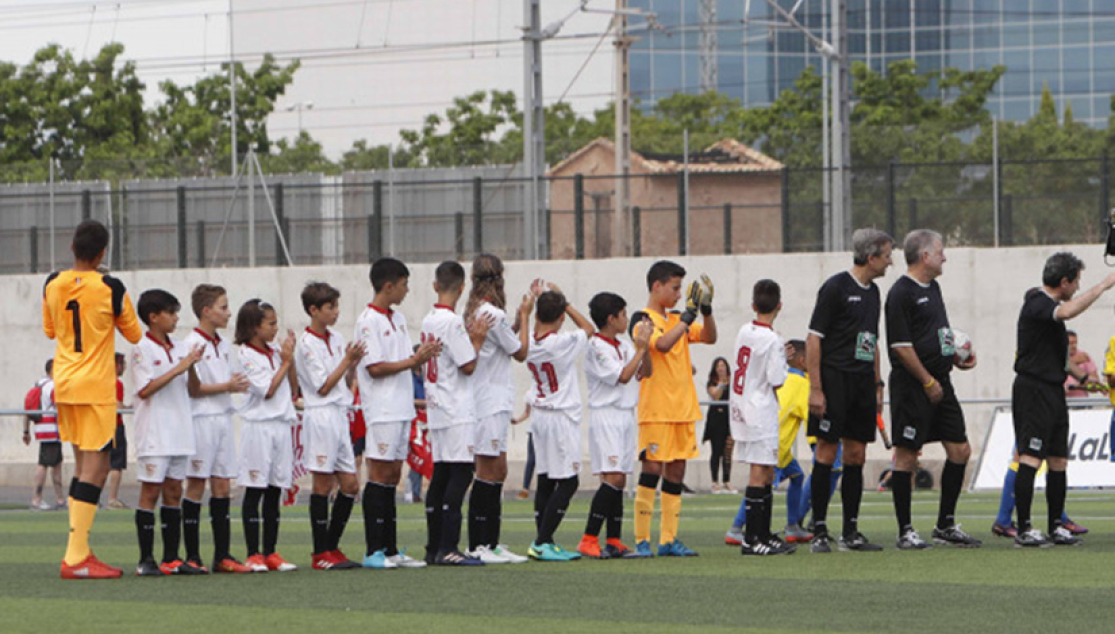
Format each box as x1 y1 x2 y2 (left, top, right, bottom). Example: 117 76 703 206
522 0 545 261
229 0 237 178
614 0 632 258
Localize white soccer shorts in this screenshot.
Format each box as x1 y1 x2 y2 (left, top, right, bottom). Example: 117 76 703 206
303 405 357 474
589 407 636 475
364 420 409 462
137 455 188 483
473 412 510 457
187 414 237 480
238 421 294 489
734 435 779 467
430 423 476 463
532 408 581 480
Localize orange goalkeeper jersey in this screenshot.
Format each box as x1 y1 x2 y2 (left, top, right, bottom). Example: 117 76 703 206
43 270 141 405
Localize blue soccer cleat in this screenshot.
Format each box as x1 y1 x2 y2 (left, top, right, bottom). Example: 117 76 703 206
657 539 698 557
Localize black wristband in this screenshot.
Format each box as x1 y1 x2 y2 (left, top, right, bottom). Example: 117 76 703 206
700 304 712 316
876 380 885 388
680 310 697 325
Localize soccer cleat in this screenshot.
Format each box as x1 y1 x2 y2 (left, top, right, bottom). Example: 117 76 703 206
838 532 884 552
551 543 581 560
1062 519 1089 535
604 538 634 559
388 550 428 568
213 557 252 573
329 550 362 570
61 553 123 580
783 523 813 543
492 544 529 564
991 522 1019 539
312 552 339 570
1013 528 1052 548
932 524 982 548
1050 526 1084 546
577 535 610 560
810 530 833 554
657 539 698 557
633 540 656 558
244 554 270 572
263 552 298 572
434 550 485 566
724 527 744 546
362 549 398 569
896 529 931 550
160 559 207 575
136 557 164 577
469 545 511 564
527 542 571 562
741 537 795 556
185 559 211 574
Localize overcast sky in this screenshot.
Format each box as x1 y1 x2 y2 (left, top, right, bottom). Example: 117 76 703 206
0 0 619 159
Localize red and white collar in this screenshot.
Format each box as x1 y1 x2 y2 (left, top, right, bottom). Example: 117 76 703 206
146 332 175 362
304 327 333 355
434 303 455 313
752 320 773 330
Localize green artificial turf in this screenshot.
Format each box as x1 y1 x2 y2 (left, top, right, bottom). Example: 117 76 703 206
2 491 1114 634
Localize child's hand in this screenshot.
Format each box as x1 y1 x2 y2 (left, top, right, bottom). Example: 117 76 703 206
530 278 547 297
414 338 440 364
632 319 652 349
228 372 250 393
518 292 535 317
469 314 495 344
181 344 205 370
345 341 367 366
279 330 296 362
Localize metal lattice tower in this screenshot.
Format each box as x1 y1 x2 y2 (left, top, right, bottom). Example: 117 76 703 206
699 0 718 92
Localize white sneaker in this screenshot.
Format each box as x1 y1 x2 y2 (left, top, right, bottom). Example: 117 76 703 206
469 545 511 564
492 544 529 564
403 492 414 504
388 551 428 568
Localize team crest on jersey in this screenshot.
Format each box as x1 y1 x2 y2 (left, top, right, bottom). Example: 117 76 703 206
316 455 327 467
249 470 261 482
649 443 659 455
1029 438 1043 451
154 360 162 366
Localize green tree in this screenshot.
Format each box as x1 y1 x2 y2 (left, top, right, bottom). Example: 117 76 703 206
398 90 519 167
259 131 338 175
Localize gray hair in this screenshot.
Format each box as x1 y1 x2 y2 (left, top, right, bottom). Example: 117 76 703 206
903 229 943 266
852 228 894 265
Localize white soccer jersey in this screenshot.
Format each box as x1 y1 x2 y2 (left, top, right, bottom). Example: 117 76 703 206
585 334 640 410
473 301 522 418
184 328 237 417
295 326 353 408
354 304 415 424
236 342 296 423
728 321 788 440
526 329 588 419
132 333 196 457
420 304 478 429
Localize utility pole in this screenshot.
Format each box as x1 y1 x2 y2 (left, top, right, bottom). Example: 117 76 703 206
522 0 545 261
613 0 633 258
698 0 718 93
228 0 237 177
831 0 850 250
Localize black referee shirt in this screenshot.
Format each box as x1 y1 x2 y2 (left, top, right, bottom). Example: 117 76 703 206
808 271 881 375
1013 287 1067 385
885 275 954 379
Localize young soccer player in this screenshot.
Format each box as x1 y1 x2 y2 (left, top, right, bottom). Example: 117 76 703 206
633 261 716 557
421 261 492 565
577 292 652 560
526 284 595 562
45 219 143 579
295 281 367 570
727 280 793 556
24 360 65 511
106 353 129 509
131 289 205 575
355 257 438 569
464 253 533 564
182 284 252 573
235 299 299 572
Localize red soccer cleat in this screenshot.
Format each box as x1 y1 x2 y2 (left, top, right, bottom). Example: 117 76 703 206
61 553 123 580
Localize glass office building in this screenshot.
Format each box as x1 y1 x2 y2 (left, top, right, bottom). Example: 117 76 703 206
628 0 1115 126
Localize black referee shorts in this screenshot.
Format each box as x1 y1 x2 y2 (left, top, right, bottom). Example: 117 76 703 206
807 367 877 444
889 370 967 451
1012 374 1069 460
109 425 127 471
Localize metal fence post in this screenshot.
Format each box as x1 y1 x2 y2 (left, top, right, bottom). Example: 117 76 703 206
780 167 790 253
632 205 641 257
908 198 918 229
81 189 91 221
176 186 187 269
454 211 465 261
723 203 732 254
1101 153 1110 224
370 181 383 262
677 172 687 256
274 183 287 266
574 174 584 260
29 226 38 273
473 176 482 256
196 221 206 267
1001 194 1013 246
887 162 897 238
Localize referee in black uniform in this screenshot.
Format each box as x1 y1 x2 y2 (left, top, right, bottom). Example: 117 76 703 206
885 230 980 550
1012 252 1115 547
806 228 893 553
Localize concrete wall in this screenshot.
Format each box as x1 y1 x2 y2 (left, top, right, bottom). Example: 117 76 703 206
4 244 1114 489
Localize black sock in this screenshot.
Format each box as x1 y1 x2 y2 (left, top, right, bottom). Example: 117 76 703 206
136 508 156 561
310 494 329 555
182 498 202 563
534 474 555 534
605 482 624 540
69 477 79 499
385 488 399 556
763 486 774 541
160 506 182 563
1046 469 1067 534
242 487 264 556
364 482 391 555
937 460 967 529
584 484 610 538
810 462 833 532
72 481 102 505
1015 463 1037 531
262 486 281 556
467 479 494 551
439 463 474 553
891 470 913 533
328 492 356 552
841 464 864 537
425 464 449 559
538 476 578 545
744 486 763 545
488 481 504 547
210 497 231 561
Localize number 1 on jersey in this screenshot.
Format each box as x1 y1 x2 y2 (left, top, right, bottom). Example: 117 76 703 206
65 300 83 353
732 346 751 395
528 361 558 398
